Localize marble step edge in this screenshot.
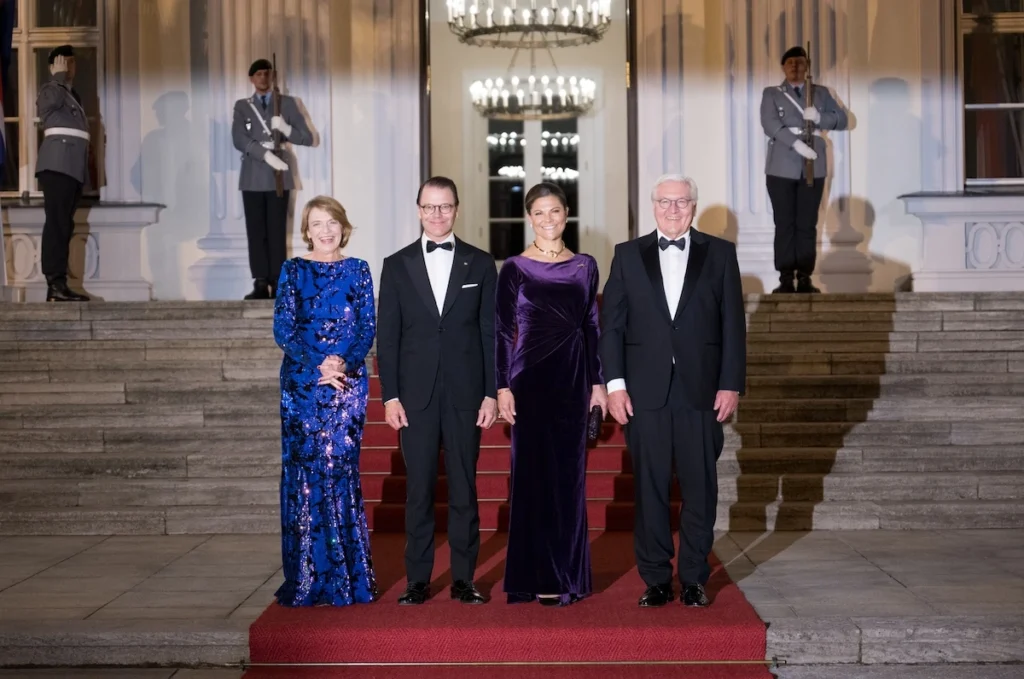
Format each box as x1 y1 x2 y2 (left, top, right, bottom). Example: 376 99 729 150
767 615 1024 665
0 619 249 667
0 615 1020 667
2 500 1024 534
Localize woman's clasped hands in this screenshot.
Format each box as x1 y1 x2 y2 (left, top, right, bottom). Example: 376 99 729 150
317 355 347 389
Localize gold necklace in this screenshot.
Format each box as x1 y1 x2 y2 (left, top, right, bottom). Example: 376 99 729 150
532 240 565 258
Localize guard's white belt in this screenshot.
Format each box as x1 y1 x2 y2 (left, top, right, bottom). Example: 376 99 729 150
788 127 822 137
44 127 90 141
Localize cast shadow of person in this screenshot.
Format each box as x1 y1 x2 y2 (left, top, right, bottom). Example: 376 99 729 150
727 216 898 578
818 195 912 293
130 91 203 299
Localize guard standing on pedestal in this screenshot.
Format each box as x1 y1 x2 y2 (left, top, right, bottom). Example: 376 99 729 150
760 45 849 294
232 57 313 300
36 44 90 302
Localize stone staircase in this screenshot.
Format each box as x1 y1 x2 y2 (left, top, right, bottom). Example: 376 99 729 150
2 293 1024 535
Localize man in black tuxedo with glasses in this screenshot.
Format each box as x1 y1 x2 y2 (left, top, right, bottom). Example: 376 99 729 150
600 174 746 608
377 176 498 605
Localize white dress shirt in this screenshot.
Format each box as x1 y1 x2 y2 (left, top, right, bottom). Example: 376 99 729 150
422 232 456 313
607 228 692 394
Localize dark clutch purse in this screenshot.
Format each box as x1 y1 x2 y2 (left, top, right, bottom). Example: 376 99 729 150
587 405 603 442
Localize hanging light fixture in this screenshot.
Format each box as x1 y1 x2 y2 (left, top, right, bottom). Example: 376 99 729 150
446 0 612 48
469 46 596 121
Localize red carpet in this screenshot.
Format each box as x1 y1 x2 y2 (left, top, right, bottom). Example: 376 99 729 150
247 533 770 677
244 666 775 678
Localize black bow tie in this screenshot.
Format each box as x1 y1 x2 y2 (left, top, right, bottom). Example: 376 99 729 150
659 236 686 251
426 241 454 253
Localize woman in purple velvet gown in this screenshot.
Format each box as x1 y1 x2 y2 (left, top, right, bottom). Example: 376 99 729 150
495 182 607 606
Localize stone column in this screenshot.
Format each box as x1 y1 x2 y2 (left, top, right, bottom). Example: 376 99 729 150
188 0 333 300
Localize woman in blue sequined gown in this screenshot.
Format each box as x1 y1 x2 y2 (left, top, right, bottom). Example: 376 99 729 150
273 196 378 606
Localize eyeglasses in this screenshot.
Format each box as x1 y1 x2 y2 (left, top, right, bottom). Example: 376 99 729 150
655 198 695 210
419 203 456 215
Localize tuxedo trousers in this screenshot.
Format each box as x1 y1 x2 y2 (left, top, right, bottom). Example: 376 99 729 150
400 372 482 583
625 367 725 586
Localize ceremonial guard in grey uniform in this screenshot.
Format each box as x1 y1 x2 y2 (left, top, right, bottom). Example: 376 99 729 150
36 44 90 302
760 45 849 294
231 58 313 300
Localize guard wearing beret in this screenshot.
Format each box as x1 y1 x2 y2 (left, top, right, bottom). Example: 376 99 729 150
760 45 849 293
36 44 90 302
231 58 313 300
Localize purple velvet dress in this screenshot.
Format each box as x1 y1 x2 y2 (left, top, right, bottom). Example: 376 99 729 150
495 254 603 605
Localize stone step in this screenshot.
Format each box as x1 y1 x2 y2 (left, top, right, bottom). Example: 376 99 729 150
3 471 1021 509
5 443 1023 482
767 616 1024 666
747 373 1024 398
0 339 282 361
5 352 1020 382
3 498 1024 535
0 619 250 666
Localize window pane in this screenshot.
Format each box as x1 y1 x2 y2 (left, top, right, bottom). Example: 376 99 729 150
489 179 523 220
488 119 525 177
35 0 97 27
964 33 1024 104
2 50 17 114
489 222 525 261
2 121 18 192
965 109 1024 178
35 47 98 116
541 119 579 252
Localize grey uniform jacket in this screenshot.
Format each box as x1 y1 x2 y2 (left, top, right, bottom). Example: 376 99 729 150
35 72 91 185
231 93 313 192
760 80 848 180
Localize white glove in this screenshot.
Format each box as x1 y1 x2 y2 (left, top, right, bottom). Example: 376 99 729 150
260 141 274 150
50 55 68 75
792 139 818 160
264 152 289 172
271 116 292 138
803 106 821 124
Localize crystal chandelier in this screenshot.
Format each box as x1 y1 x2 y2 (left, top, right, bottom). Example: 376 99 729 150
446 0 612 48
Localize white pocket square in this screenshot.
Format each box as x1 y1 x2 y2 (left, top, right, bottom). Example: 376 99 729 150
461 283 478 288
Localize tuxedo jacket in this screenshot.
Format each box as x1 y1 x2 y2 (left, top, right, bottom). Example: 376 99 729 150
376 237 497 411
599 229 746 411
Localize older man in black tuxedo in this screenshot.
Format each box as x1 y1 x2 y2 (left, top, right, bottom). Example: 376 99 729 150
377 176 498 606
600 174 746 608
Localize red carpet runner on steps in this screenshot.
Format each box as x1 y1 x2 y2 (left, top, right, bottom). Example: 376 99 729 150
247 533 772 678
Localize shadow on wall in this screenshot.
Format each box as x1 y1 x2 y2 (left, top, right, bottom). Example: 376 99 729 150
819 195 912 293
131 90 205 300
699 203 766 295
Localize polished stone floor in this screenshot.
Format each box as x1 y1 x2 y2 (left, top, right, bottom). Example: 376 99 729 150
1 530 1022 671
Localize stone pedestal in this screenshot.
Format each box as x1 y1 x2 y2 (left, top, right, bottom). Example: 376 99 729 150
902 192 1024 292
2 203 162 302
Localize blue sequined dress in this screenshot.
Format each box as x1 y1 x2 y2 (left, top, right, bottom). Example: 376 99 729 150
273 256 378 606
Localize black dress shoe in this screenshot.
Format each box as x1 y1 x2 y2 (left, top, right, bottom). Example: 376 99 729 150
682 583 710 607
243 279 271 300
638 583 674 607
45 278 89 302
796 274 820 294
451 580 486 604
538 595 561 607
772 271 796 294
398 581 429 605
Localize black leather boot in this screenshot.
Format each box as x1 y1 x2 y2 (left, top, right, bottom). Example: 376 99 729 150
796 273 820 294
243 279 271 300
45 276 89 302
772 271 796 294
